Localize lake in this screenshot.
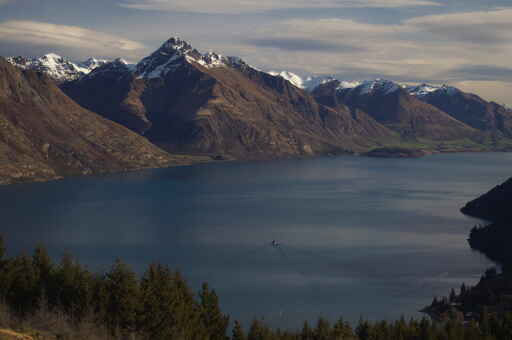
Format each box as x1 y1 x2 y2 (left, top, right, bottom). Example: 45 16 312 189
1 152 510 329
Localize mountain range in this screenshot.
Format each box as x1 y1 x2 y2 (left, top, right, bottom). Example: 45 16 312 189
0 58 204 185
2 36 512 183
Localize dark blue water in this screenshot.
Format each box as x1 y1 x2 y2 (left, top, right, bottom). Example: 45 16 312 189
1 153 510 329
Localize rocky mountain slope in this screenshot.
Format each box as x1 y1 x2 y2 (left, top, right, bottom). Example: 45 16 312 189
6 38 512 164
0 58 201 185
411 84 512 138
62 37 399 160
6 54 108 82
312 79 476 141
274 71 512 143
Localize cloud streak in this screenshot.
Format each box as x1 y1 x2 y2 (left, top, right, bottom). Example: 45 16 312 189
119 0 442 14
242 8 512 78
246 38 366 52
0 21 145 56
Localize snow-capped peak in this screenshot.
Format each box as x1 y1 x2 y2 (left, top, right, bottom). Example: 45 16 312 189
136 36 242 79
6 54 109 82
268 71 305 89
158 37 197 56
336 80 362 90
354 79 400 95
80 57 135 80
42 53 63 61
80 57 109 70
267 71 338 91
407 83 461 97
438 84 461 96
406 83 440 97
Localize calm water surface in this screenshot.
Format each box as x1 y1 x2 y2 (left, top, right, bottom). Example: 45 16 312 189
1 153 510 328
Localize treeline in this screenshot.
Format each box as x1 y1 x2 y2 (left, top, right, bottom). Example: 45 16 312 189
0 236 228 339
2 235 512 340
469 222 512 267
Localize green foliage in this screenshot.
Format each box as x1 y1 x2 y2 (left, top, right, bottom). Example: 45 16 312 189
232 320 247 340
1 235 512 340
103 258 140 334
199 282 230 340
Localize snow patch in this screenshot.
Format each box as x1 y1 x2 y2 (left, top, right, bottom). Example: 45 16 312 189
336 80 362 90
268 71 305 88
356 79 400 95
6 54 109 81
407 83 461 97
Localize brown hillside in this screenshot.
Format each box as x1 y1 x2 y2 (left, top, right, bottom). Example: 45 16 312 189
0 58 201 185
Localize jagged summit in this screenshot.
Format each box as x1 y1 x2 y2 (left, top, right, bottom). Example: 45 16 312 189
158 37 197 56
6 54 108 82
4 36 251 82
81 57 134 80
268 71 305 88
354 79 400 95
80 57 109 70
135 36 235 79
42 53 62 60
267 71 337 91
406 83 461 97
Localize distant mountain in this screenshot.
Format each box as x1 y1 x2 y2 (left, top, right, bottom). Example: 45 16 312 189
6 54 109 82
277 76 512 140
62 37 399 159
9 37 512 162
312 79 476 141
266 71 338 91
0 58 201 185
409 84 512 137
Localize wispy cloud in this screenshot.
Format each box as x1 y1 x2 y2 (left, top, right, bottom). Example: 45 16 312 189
0 21 145 56
447 65 512 82
119 0 442 14
240 8 512 78
246 38 366 52
404 8 512 44
226 7 512 105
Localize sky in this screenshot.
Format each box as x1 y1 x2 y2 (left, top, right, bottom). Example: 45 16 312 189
0 0 511 105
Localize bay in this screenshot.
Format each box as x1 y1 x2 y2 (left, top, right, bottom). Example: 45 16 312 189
1 152 510 329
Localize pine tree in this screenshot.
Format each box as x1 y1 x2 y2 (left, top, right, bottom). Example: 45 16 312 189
199 282 229 340
460 283 467 297
355 318 371 340
232 320 247 340
104 258 140 336
315 317 331 340
5 254 38 316
301 320 313 340
53 253 93 320
332 317 354 339
449 288 457 303
32 244 53 296
0 235 5 262
248 319 267 340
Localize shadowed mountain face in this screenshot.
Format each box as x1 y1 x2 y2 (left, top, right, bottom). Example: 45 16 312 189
312 80 476 141
416 88 512 138
0 58 200 185
62 38 398 159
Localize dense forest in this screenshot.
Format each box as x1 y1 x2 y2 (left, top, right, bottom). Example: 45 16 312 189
2 236 512 340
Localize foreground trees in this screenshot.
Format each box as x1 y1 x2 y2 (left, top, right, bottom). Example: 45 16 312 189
1 235 512 340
